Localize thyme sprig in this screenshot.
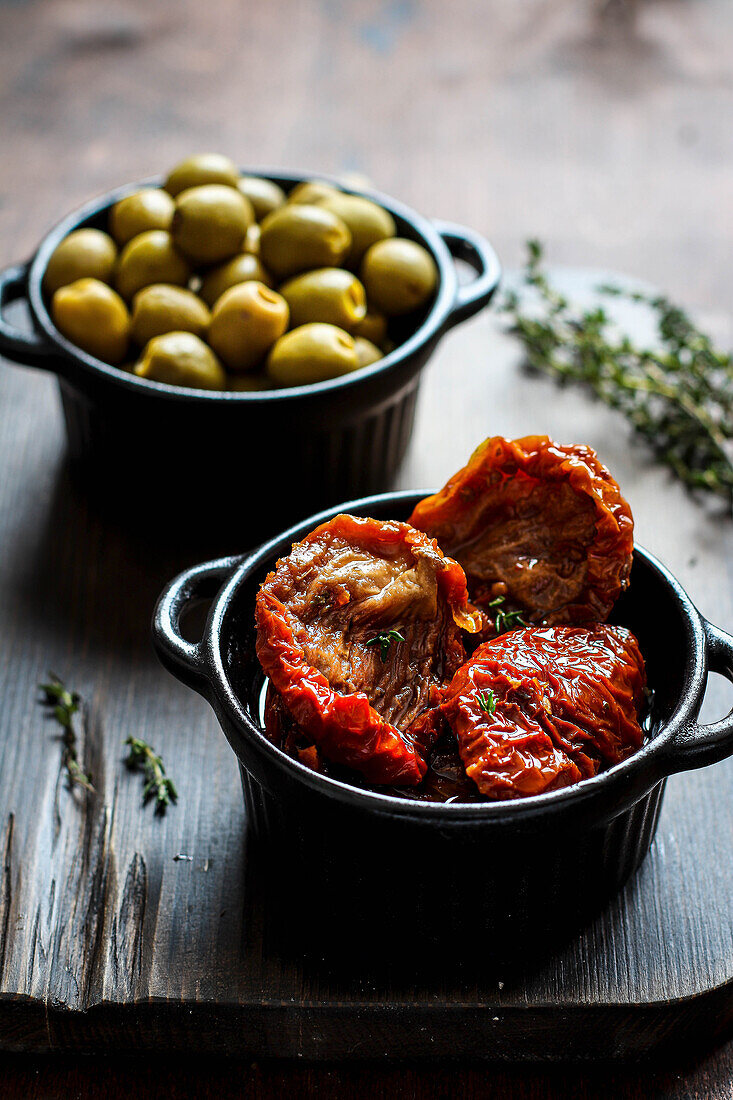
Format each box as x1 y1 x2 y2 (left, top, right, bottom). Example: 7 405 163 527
487 596 527 636
39 675 94 792
366 629 405 662
501 241 733 506
38 677 178 814
124 737 178 814
477 689 496 715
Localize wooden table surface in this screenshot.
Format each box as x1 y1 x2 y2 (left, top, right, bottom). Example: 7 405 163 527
2 0 733 1095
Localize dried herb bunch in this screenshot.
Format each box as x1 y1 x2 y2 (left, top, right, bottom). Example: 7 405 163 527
502 241 733 506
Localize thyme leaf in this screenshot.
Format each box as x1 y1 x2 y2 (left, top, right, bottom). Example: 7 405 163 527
487 596 527 635
365 629 406 662
38 675 94 792
477 689 496 715
501 241 733 506
124 737 178 814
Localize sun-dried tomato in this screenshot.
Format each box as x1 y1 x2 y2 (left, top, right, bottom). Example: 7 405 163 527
440 624 646 800
409 436 634 629
255 514 480 786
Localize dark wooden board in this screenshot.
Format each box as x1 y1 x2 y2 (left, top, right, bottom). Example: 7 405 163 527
2 1042 733 1100
0 272 731 1061
2 1 733 1084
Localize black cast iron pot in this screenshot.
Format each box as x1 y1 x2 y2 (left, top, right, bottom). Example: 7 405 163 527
152 491 733 960
0 173 500 541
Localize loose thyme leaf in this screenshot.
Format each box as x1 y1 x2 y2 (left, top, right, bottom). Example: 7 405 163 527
53 704 70 727
488 596 527 636
38 674 94 792
365 629 406 662
125 736 178 815
501 242 733 506
477 689 496 715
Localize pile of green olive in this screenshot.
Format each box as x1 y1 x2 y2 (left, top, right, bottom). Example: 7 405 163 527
44 154 439 391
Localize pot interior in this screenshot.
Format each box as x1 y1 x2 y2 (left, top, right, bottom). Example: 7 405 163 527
32 171 453 387
222 493 696 800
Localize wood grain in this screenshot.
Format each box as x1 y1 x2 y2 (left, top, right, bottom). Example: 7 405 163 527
0 279 731 1062
3 0 733 315
1 0 733 1094
1 1041 733 1100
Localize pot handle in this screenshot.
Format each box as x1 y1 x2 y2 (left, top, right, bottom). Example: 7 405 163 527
664 619 733 773
433 220 502 331
0 262 56 370
152 555 242 697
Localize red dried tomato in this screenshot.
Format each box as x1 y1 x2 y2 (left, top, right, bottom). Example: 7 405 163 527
263 683 321 766
440 624 646 800
255 514 480 786
409 436 634 629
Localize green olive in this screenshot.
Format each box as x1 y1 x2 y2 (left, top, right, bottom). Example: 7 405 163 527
199 253 274 307
267 323 359 387
52 278 129 364
354 337 383 368
244 223 261 255
134 332 226 390
116 230 191 301
229 373 271 392
208 281 289 372
259 205 351 280
171 185 253 264
130 284 211 345
237 176 286 221
164 153 240 197
109 189 175 246
352 309 388 346
280 268 366 331
360 238 437 316
43 229 117 296
287 180 341 206
316 194 395 267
